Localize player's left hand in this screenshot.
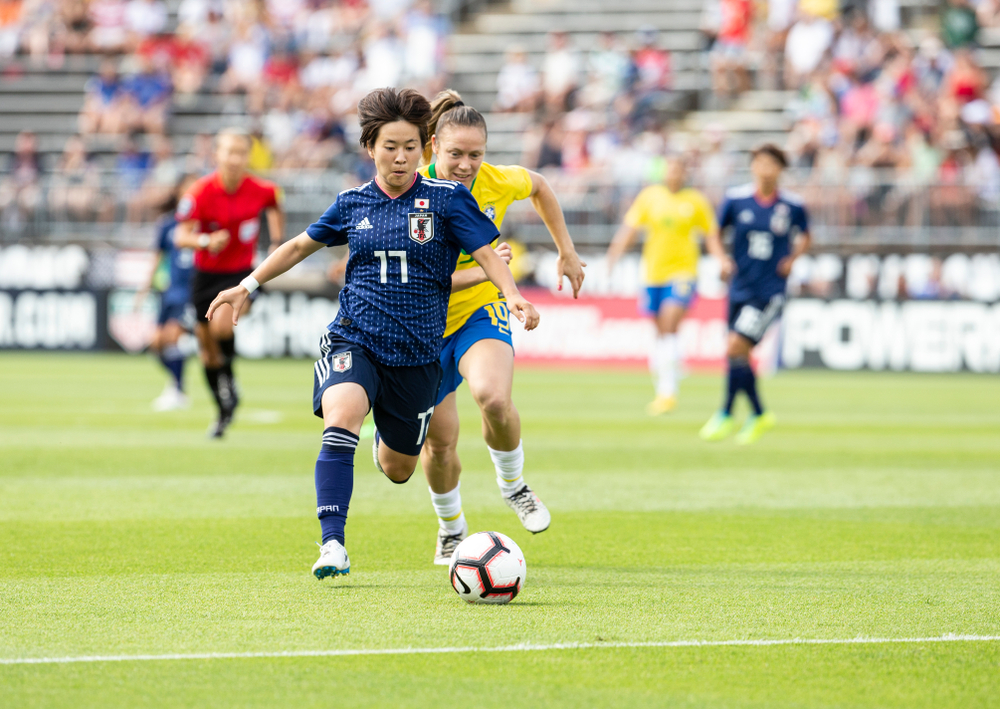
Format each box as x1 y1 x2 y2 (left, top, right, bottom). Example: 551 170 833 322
777 257 793 278
557 250 586 298
507 294 540 331
206 285 249 326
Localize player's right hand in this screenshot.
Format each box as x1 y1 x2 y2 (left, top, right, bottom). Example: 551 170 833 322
207 229 230 254
507 293 540 331
495 241 512 264
719 256 736 282
206 285 248 326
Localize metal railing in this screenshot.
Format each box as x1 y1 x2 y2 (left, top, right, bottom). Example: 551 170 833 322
3 168 999 248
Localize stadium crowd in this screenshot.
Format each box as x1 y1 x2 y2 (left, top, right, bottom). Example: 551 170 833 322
2 0 1000 231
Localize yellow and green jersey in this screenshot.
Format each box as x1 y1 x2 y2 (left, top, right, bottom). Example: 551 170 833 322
623 185 717 285
420 161 533 336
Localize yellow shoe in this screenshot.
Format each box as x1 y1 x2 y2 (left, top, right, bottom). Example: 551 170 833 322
735 411 776 445
646 395 677 416
699 411 736 441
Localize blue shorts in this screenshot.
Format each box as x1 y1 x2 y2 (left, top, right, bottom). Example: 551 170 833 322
158 298 195 330
639 279 696 316
728 294 785 345
312 332 442 457
437 302 514 406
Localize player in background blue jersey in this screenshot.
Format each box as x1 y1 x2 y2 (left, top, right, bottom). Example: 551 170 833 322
207 88 538 579
700 144 811 444
137 174 198 411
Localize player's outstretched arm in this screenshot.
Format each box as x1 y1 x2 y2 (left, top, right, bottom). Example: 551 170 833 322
605 223 640 274
526 170 586 297
704 226 735 281
207 232 325 325
450 242 512 292
469 243 539 330
265 206 286 254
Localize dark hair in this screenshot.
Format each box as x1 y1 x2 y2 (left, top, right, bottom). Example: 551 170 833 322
161 173 197 216
422 89 488 165
358 87 432 151
750 143 788 168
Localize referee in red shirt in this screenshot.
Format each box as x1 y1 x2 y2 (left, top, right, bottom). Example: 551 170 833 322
174 128 285 437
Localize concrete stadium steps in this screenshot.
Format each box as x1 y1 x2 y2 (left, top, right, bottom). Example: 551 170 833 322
446 0 710 163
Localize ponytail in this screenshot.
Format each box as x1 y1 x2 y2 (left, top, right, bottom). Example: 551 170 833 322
422 89 488 166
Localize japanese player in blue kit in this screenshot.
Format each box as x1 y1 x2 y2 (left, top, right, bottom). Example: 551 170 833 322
700 144 811 445
207 88 539 579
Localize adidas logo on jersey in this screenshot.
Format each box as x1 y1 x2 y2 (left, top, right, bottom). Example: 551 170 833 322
356 217 373 229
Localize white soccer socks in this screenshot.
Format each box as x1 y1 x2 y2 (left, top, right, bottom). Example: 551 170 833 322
429 483 466 535
655 334 678 398
489 441 525 497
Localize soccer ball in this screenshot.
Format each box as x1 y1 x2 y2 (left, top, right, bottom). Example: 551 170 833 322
448 531 525 604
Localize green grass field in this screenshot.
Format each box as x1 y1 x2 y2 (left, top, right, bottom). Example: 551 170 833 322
1 352 999 707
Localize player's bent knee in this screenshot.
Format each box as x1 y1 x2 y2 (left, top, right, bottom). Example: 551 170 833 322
473 390 512 422
381 461 416 484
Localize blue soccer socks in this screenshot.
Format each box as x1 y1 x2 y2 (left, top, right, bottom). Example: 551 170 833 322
724 357 764 416
315 427 359 546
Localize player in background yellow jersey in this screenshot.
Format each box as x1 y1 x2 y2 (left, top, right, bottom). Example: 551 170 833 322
606 156 731 415
419 90 586 564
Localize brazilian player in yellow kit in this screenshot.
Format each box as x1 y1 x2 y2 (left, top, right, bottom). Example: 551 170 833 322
606 156 730 415
419 90 586 564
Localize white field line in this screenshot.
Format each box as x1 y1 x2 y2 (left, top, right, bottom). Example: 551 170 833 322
2 634 998 666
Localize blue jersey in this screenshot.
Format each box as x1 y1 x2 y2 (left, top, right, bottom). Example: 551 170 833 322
306 174 499 366
718 184 809 302
156 216 194 305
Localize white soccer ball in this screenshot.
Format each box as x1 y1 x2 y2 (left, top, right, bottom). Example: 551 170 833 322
448 531 526 604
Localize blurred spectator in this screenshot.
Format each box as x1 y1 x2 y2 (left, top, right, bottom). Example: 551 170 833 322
136 135 183 221
942 0 979 49
169 23 210 100
869 0 900 33
0 0 22 59
581 32 629 109
48 136 108 222
541 31 580 112
495 46 540 113
220 19 267 94
0 131 43 233
710 0 752 98
185 132 215 175
125 0 167 41
88 0 128 53
785 12 835 88
402 0 447 86
363 24 404 90
79 58 127 135
59 0 93 55
121 53 171 133
116 133 153 221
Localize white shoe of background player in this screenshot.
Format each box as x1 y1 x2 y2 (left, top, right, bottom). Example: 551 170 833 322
152 384 190 411
312 539 350 579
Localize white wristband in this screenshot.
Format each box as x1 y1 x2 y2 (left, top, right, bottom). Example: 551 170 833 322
197 234 211 249
240 275 260 294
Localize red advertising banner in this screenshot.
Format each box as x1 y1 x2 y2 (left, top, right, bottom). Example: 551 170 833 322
510 288 778 373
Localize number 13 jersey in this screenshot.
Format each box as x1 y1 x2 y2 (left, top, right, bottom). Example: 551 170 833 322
307 173 499 367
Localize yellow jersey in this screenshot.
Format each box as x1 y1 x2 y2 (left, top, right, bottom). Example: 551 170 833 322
623 185 717 285
420 161 533 336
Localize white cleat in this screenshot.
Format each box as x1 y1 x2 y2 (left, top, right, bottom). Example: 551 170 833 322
312 539 350 579
152 385 190 411
371 429 385 475
434 519 468 566
504 485 551 534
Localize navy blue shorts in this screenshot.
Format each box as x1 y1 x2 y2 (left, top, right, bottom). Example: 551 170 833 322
312 332 443 457
437 302 513 406
728 294 785 345
158 298 195 330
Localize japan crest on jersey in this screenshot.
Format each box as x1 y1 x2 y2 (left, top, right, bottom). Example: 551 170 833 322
332 351 352 372
408 213 435 244
770 203 791 236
